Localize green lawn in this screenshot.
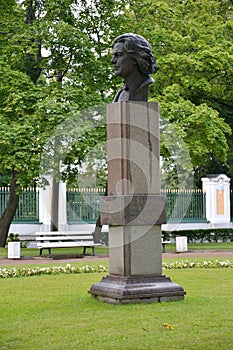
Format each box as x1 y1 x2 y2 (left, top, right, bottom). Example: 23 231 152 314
0 245 109 258
0 266 232 350
163 241 233 252
166 241 233 251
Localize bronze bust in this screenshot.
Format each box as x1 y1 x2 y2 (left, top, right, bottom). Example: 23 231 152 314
111 33 157 102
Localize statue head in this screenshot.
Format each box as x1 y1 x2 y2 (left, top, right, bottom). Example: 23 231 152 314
111 33 157 77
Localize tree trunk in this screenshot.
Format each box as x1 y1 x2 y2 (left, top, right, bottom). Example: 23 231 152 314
0 171 19 247
50 72 64 232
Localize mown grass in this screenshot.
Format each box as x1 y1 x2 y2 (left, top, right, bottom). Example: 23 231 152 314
0 245 109 258
163 241 233 252
168 241 233 251
0 267 232 350
0 242 233 259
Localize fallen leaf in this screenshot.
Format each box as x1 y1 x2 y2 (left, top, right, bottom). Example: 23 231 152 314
163 323 176 330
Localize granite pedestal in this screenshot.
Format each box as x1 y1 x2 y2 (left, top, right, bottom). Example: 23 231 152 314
89 102 186 304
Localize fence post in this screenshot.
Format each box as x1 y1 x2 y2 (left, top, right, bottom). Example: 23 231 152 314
202 174 231 224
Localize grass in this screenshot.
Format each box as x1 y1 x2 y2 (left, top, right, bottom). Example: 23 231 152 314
163 241 233 252
166 241 233 251
0 242 233 259
0 245 109 258
0 266 233 350
0 256 232 270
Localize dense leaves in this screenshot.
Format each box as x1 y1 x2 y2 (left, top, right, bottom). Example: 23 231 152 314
0 0 128 188
0 0 232 243
128 0 233 187
0 0 128 244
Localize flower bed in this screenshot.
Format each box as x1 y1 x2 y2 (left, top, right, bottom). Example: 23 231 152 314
0 260 232 278
162 259 233 269
0 264 108 278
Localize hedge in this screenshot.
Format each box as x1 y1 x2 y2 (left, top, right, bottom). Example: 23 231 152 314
162 228 233 243
102 229 233 244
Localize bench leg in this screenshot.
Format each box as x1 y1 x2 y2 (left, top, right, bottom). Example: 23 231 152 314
48 248 52 257
39 248 43 257
83 247 95 256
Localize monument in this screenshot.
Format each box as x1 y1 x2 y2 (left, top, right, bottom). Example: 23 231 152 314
89 33 185 304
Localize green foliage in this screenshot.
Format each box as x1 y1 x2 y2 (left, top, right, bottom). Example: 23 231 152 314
7 233 19 242
0 0 129 189
1 0 232 241
159 87 231 167
0 0 129 243
0 64 42 187
162 228 233 242
1 0 232 189
127 0 233 186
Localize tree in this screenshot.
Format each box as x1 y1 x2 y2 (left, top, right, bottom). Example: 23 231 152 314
0 0 128 246
1 0 231 246
126 0 232 187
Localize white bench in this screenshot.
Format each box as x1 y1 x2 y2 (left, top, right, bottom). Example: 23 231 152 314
35 231 100 257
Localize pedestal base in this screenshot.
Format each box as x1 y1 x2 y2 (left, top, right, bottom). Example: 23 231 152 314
89 274 186 304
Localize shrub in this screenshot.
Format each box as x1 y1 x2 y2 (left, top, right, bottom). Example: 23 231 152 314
162 228 233 243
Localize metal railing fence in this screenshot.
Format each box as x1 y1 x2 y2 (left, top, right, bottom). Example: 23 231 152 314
161 189 206 223
0 187 209 224
0 187 39 223
67 188 206 223
67 188 105 223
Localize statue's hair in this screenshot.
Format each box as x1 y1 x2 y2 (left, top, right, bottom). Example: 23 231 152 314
113 33 157 75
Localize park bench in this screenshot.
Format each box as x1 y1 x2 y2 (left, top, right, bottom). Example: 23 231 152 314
35 231 100 257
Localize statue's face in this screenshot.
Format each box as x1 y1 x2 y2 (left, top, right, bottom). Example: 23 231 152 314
111 42 137 79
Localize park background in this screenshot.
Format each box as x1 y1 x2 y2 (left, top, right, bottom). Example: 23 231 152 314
0 1 232 349
0 0 232 246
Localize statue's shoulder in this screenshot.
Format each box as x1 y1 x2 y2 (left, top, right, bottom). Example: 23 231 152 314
113 85 128 102
138 76 154 90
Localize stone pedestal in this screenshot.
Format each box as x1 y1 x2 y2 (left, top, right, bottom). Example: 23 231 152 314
89 102 185 304
90 275 185 305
